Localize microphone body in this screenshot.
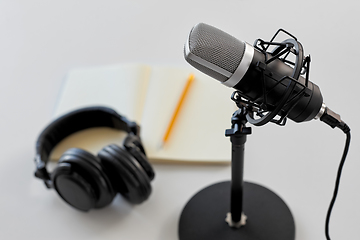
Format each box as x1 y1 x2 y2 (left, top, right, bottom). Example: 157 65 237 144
184 23 323 123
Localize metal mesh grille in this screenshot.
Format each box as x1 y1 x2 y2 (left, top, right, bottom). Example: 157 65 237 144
188 23 246 74
184 47 228 82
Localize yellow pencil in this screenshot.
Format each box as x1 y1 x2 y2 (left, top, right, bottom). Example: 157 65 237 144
161 74 195 148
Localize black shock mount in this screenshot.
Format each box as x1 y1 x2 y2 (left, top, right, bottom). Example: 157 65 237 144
233 29 312 126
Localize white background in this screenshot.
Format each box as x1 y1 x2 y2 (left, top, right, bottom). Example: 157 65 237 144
0 0 359 239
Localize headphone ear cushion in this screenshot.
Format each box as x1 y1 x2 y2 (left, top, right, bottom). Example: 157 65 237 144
53 148 116 210
51 162 97 211
98 144 152 204
123 133 155 180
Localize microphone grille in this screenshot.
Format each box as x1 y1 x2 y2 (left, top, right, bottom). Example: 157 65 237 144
186 23 246 79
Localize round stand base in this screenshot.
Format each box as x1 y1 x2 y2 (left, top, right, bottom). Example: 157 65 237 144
179 181 295 240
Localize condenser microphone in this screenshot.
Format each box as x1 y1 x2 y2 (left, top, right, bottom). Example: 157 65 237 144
184 23 351 240
184 23 325 124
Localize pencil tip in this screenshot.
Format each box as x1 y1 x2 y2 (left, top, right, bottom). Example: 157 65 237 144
158 142 164 150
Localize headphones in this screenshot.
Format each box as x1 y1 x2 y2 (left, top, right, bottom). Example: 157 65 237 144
34 106 155 211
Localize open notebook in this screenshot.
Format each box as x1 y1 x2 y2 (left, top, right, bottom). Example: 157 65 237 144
51 64 237 164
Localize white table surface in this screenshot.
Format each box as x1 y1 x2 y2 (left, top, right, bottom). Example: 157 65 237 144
1 1 359 239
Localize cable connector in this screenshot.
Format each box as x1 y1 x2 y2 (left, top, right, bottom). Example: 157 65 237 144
320 107 350 133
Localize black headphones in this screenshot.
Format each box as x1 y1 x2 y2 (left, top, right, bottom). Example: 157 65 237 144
34 106 155 211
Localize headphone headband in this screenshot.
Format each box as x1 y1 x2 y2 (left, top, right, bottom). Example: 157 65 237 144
34 106 139 186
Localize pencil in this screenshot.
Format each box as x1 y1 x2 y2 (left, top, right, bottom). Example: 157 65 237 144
160 74 195 148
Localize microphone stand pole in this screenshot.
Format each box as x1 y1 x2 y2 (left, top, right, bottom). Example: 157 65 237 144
225 107 251 225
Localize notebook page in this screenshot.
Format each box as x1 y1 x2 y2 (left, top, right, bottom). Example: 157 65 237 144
50 64 151 160
53 63 151 123
141 66 236 163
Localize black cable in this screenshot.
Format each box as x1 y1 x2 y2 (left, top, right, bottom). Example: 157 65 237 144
325 130 351 240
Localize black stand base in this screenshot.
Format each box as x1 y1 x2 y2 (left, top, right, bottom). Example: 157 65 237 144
179 181 295 240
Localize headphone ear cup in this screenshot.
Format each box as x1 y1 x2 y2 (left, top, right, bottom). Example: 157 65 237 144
52 148 116 211
123 133 155 180
98 144 152 204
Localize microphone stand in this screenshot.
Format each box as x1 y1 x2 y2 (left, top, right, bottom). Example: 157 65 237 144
179 105 296 240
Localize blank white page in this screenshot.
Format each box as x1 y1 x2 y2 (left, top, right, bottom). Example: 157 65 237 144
141 66 236 163
53 63 151 123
